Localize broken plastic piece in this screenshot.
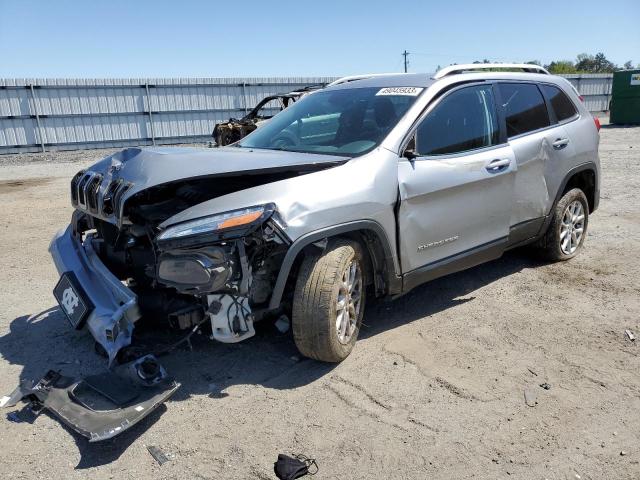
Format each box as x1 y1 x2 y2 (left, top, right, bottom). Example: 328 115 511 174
524 388 537 407
147 445 171 465
625 329 635 341
275 315 291 333
1 355 179 442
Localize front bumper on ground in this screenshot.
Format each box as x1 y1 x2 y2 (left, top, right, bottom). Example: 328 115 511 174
1 355 180 442
49 225 141 366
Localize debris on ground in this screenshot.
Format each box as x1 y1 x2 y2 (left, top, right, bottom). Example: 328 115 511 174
274 453 318 479
620 451 628 456
6 411 21 423
1 355 180 442
539 383 551 390
625 329 635 341
524 388 538 407
275 315 291 334
147 445 171 465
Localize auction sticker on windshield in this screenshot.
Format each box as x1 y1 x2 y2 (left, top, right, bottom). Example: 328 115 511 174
376 87 423 96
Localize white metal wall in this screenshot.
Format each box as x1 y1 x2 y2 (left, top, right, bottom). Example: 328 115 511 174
0 77 337 154
0 75 613 154
562 74 613 112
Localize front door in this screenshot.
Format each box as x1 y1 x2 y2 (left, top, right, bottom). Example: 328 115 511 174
397 83 516 274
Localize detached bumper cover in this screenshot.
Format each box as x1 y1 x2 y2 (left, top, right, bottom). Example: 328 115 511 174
49 225 141 366
1 355 180 442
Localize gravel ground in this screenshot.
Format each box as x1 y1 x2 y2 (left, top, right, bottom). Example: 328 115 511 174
0 125 639 480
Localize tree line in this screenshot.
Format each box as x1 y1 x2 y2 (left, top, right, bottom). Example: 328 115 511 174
469 53 636 74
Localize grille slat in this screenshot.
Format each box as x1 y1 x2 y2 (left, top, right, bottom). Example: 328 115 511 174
72 171 132 221
86 174 103 213
70 170 85 206
77 174 92 207
101 179 123 216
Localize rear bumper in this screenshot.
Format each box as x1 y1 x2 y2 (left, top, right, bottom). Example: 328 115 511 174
49 225 141 366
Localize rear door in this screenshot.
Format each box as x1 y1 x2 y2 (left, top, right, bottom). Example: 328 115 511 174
496 82 577 234
397 83 516 273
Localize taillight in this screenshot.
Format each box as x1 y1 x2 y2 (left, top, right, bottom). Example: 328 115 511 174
579 95 585 102
593 116 601 131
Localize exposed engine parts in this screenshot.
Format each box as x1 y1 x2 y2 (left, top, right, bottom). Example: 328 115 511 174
207 294 255 343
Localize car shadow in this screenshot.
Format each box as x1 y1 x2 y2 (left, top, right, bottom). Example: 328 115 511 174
0 248 543 468
360 249 546 339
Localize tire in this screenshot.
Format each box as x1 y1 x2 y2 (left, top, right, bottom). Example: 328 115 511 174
292 239 366 362
537 188 589 261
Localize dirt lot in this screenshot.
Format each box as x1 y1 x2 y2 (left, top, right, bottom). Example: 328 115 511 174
0 125 639 480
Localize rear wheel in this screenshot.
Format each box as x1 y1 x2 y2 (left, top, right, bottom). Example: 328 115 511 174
292 239 366 362
537 188 589 261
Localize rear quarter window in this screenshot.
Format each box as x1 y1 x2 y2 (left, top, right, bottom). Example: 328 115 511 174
540 84 578 122
498 83 550 137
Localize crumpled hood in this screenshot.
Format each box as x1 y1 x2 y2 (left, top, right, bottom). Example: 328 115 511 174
89 146 350 194
79 146 350 222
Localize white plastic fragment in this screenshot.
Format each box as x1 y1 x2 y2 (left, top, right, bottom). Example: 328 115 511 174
275 315 291 333
625 330 635 341
0 396 10 408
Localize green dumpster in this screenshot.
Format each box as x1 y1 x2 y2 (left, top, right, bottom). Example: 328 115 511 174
610 69 640 125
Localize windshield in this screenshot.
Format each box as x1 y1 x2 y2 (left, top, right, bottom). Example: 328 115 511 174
237 87 420 156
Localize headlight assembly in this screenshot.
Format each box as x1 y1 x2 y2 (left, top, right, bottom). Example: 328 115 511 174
156 204 274 243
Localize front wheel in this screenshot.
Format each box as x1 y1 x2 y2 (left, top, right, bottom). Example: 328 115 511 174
292 239 366 362
537 188 589 261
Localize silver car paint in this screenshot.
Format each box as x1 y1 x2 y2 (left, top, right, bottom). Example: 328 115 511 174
82 146 351 224
50 70 600 362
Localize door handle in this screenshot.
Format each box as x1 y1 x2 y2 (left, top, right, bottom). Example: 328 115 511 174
486 158 511 173
552 138 570 150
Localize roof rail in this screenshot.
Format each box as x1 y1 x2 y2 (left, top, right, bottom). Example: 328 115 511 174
433 63 549 79
326 73 407 87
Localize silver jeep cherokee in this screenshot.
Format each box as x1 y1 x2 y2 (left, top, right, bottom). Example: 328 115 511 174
41 64 600 438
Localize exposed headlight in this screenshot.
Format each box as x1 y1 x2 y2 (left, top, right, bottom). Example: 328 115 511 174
157 246 232 293
157 204 273 242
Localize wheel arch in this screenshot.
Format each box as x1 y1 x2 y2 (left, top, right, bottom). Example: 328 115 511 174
554 162 599 214
267 220 401 310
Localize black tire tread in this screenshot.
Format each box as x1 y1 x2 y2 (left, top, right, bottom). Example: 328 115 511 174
537 188 589 261
292 239 364 362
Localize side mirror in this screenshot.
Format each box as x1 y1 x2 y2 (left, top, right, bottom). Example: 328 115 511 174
403 136 418 160
403 148 418 160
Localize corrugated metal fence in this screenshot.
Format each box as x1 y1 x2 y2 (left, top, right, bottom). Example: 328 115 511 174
0 74 612 154
562 74 613 112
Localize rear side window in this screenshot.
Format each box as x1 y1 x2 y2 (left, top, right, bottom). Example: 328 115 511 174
415 84 499 156
498 83 550 137
540 84 578 122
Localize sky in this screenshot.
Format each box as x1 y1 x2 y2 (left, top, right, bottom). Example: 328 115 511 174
0 0 638 78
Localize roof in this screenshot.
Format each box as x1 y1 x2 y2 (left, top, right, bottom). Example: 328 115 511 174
326 73 435 90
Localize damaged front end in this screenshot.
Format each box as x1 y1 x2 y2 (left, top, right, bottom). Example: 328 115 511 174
8 146 345 440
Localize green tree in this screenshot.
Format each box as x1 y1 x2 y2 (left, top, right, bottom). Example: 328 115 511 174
545 60 577 74
575 52 617 73
623 61 634 70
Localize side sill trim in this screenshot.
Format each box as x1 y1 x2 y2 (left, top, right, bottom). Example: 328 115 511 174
401 236 507 294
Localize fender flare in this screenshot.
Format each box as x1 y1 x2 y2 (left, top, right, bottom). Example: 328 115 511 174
538 161 599 236
551 161 599 214
267 220 401 310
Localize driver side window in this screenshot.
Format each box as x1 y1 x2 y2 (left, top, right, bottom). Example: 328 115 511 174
415 84 499 156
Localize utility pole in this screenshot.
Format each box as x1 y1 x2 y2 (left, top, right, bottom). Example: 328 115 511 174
402 50 410 73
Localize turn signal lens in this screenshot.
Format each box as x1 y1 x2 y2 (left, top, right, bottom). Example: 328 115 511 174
217 210 263 230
